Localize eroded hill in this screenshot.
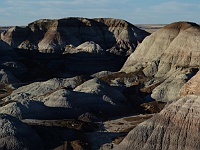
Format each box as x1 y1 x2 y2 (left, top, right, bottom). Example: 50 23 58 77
0 19 200 150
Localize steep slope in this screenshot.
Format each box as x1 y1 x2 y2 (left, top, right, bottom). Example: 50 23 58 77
0 18 149 75
44 89 77 108
121 22 200 102
122 22 200 71
179 70 200 96
73 78 132 117
116 95 200 150
0 114 44 150
1 18 149 55
0 69 21 84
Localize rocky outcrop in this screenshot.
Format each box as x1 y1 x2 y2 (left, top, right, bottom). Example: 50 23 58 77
91 71 114 78
121 22 200 102
179 70 200 96
1 18 149 55
0 69 21 84
122 22 200 71
65 41 105 54
77 78 131 117
3 77 132 119
3 76 85 102
44 89 77 108
0 100 81 120
116 95 200 150
0 18 149 76
0 114 44 150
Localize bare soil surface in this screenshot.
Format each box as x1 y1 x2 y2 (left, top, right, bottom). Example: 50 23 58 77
22 114 153 150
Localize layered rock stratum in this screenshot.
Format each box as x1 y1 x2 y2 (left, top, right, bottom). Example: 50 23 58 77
121 22 200 102
1 19 200 150
1 18 149 55
0 18 150 75
179 70 200 96
116 95 200 150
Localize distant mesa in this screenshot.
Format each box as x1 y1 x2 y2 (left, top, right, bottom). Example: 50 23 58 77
1 17 149 55
0 17 150 75
162 21 199 30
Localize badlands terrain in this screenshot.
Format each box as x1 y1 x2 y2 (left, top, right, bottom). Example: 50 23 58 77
0 18 200 150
